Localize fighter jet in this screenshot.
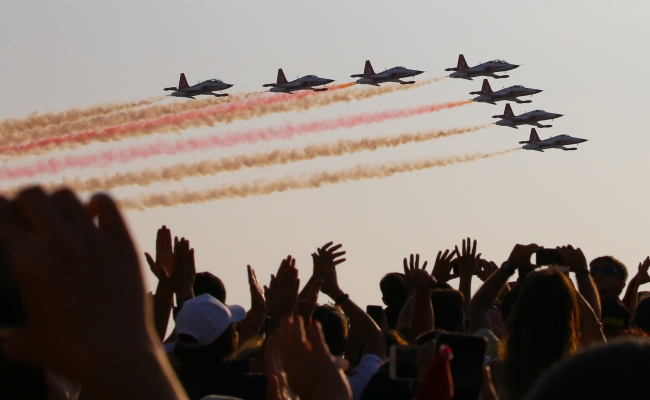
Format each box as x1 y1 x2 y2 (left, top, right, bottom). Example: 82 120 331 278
350 60 424 86
520 129 587 152
445 54 519 80
262 69 334 94
471 79 542 105
163 73 233 99
493 104 563 129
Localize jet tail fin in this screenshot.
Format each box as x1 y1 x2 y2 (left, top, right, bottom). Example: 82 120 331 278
480 79 492 94
445 54 468 72
470 79 492 95
351 60 375 78
363 60 375 76
178 73 190 90
277 69 288 85
492 103 514 119
457 54 468 70
519 129 541 144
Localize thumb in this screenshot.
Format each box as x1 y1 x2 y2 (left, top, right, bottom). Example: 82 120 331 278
144 252 155 269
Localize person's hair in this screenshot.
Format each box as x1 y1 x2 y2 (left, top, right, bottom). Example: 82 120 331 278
312 305 348 356
499 269 580 400
231 335 265 360
589 256 628 282
527 339 650 400
193 272 227 303
500 285 520 323
379 273 409 307
174 323 238 367
430 289 465 332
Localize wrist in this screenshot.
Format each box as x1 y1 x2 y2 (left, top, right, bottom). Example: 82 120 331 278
500 261 517 276
175 289 194 307
327 288 345 301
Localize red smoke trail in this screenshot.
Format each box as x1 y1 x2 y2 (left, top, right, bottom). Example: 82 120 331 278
0 83 355 155
0 100 470 180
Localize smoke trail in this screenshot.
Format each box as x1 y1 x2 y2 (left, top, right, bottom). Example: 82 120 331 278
118 148 519 211
0 97 164 139
0 99 471 180
0 77 444 155
3 125 488 195
0 91 263 148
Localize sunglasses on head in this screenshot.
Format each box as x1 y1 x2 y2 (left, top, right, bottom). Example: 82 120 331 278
589 265 622 280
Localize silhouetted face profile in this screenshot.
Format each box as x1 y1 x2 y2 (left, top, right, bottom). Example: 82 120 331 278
590 259 626 299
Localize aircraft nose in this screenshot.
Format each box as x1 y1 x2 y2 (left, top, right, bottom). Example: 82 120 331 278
555 113 564 118
325 79 335 84
580 138 588 143
226 84 234 88
413 70 424 75
511 64 520 69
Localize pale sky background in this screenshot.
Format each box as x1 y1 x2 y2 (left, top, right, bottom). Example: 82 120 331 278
1 1 650 311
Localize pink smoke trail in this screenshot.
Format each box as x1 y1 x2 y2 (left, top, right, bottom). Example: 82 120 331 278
0 100 471 180
0 83 358 154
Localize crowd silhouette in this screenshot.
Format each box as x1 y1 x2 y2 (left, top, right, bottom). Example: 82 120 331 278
2 187 650 399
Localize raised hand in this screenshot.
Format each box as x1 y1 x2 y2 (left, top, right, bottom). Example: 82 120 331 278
431 249 458 282
278 317 352 400
476 259 499 282
264 332 294 400
403 253 429 291
169 238 195 305
0 189 186 400
556 245 588 272
455 237 480 277
144 225 174 285
248 265 268 313
638 257 650 285
265 256 300 322
296 275 322 323
313 242 346 298
506 243 540 271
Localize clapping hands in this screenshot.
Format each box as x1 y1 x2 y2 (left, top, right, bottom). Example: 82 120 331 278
265 256 300 321
312 242 346 298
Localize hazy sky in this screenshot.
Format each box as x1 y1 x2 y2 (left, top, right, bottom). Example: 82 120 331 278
1 1 650 310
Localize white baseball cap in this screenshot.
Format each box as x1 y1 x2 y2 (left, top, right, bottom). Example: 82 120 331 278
175 294 246 347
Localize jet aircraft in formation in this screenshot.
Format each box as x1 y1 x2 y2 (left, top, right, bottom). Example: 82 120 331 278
492 104 563 129
470 79 542 105
262 69 334 94
446 54 586 152
445 54 519 80
519 129 587 152
163 53 588 153
164 73 233 99
351 61 423 86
